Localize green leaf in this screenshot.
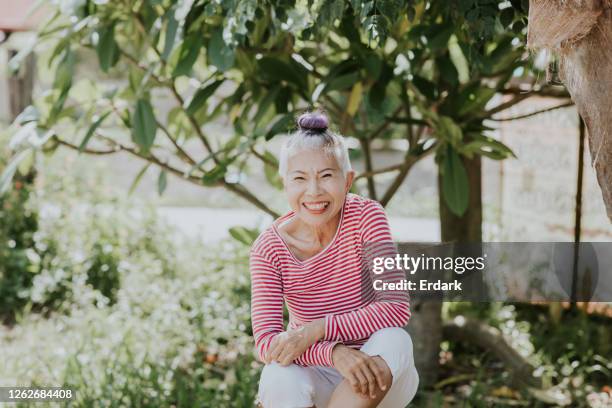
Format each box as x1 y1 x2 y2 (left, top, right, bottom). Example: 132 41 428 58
412 75 437 100
202 165 226 186
208 29 235 72
500 7 515 28
448 35 469 84
97 24 120 72
339 9 360 42
253 86 280 126
79 111 111 151
185 80 224 115
263 150 283 190
484 37 520 74
363 52 382 79
457 87 496 117
346 81 363 116
128 163 151 196
368 61 393 107
132 98 157 153
48 86 71 125
437 116 463 146
461 135 516 160
172 35 201 77
427 24 454 51
436 55 459 87
327 72 359 92
265 113 294 141
48 36 71 68
442 145 469 217
275 86 291 114
15 105 40 125
54 48 75 92
258 57 307 89
157 169 167 195
228 226 260 246
317 0 345 27
0 150 30 195
162 8 180 60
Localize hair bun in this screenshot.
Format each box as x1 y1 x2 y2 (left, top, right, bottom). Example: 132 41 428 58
297 112 329 132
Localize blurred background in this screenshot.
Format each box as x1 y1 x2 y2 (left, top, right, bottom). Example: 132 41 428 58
1 0 611 406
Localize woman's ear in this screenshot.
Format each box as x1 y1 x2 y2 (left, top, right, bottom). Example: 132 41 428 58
344 170 355 193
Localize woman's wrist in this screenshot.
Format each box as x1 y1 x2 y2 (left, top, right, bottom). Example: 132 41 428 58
304 319 325 344
331 343 348 365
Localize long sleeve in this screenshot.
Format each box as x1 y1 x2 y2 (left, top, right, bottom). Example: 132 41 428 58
250 249 339 367
323 201 411 342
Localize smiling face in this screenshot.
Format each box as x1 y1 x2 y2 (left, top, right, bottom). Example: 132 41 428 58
283 148 354 227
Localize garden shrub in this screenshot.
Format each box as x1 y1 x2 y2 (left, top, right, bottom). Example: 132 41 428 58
0 150 184 320
0 173 40 322
1 151 260 406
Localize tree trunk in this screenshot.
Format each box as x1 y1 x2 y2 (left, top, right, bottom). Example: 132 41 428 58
527 0 612 221
8 50 35 119
438 155 482 243
407 155 482 388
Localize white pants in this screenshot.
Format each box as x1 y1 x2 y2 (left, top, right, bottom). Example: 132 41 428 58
257 327 419 408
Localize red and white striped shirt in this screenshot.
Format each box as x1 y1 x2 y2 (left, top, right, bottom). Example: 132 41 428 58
250 193 411 367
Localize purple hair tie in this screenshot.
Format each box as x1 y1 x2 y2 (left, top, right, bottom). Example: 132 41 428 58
298 112 329 132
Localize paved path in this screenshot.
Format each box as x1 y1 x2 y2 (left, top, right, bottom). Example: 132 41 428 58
157 207 441 243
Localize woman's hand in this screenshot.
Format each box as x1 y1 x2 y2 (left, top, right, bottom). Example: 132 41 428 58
331 344 388 399
264 319 324 366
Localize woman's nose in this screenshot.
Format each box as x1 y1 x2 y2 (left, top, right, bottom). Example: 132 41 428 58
306 178 322 195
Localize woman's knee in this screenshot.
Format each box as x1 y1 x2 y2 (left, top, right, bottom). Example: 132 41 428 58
371 327 414 356
361 327 416 379
257 362 314 408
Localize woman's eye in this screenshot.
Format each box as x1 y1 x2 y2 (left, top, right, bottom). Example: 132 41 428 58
322 173 332 178
294 177 305 181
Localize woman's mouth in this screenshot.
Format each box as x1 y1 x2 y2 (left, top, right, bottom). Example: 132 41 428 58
302 201 330 214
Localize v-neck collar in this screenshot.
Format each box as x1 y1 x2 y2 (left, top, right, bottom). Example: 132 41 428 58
272 195 349 265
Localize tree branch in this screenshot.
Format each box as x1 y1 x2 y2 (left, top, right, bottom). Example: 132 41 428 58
500 85 570 99
359 137 377 200
55 138 117 155
380 142 438 207
491 101 574 121
368 106 402 140
54 136 204 185
483 92 534 118
168 85 280 217
155 118 197 165
355 163 404 180
224 183 280 218
385 116 429 127
168 83 217 155
250 146 277 167
90 35 278 218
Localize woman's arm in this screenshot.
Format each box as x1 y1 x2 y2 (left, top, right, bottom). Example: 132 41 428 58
250 249 339 366
323 201 411 342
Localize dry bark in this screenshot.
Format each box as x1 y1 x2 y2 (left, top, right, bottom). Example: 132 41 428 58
528 0 612 221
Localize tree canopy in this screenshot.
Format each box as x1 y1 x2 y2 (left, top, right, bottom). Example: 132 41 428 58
4 0 555 218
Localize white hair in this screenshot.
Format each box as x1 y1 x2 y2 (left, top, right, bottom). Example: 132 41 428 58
278 129 352 179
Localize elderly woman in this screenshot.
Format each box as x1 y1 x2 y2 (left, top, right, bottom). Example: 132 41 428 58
250 111 419 408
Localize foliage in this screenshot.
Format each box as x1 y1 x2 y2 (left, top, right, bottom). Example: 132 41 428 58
0 154 259 406
1 236 259 406
438 302 612 407
0 170 39 321
0 150 183 321
3 0 548 219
